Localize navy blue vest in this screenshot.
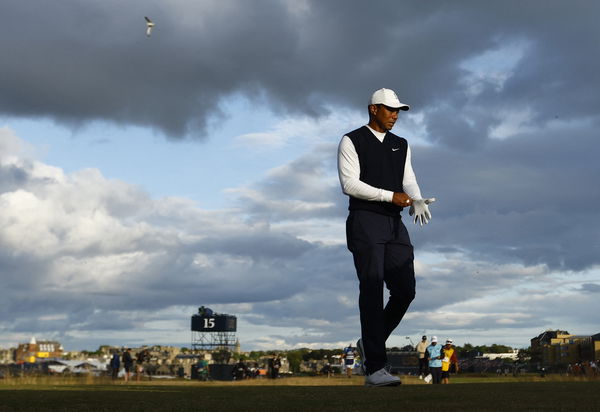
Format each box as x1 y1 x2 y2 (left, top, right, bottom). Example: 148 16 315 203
346 126 407 216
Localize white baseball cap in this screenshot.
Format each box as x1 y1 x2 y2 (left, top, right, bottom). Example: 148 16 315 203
446 338 453 344
431 336 438 343
370 88 410 111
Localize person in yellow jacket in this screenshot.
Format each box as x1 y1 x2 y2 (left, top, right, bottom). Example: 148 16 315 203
441 338 459 384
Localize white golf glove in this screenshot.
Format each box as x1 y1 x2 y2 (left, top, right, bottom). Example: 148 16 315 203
409 197 436 226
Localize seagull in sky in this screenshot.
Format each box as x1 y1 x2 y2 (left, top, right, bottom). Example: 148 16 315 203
145 16 155 37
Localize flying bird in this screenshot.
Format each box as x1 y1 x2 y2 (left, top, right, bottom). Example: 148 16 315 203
145 16 155 37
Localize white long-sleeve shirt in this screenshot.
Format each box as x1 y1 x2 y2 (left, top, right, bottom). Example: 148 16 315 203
337 125 423 202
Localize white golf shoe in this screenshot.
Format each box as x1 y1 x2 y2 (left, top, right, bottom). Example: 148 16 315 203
364 368 401 387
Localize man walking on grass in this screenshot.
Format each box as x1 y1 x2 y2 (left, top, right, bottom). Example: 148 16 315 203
338 88 435 387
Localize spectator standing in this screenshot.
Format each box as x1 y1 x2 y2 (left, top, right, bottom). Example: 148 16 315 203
342 344 357 378
415 335 429 379
197 355 209 381
322 362 334 378
426 336 443 384
135 348 150 381
269 354 281 379
122 348 134 382
233 359 248 380
248 362 260 379
109 352 120 380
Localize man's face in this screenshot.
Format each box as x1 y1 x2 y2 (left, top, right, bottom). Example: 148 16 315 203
370 104 400 132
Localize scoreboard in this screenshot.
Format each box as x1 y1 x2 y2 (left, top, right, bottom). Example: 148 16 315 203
191 314 237 332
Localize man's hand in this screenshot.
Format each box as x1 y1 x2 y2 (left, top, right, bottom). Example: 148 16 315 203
392 192 412 207
409 197 436 226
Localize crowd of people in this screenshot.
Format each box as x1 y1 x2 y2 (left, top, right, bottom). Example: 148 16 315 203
105 342 598 384
230 355 282 380
337 336 460 384
566 361 598 377
231 359 263 380
416 335 459 384
108 347 151 382
108 350 281 381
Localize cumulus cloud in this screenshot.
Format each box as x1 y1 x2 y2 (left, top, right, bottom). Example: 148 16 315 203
0 130 334 347
2 125 600 350
2 1 599 140
409 121 600 272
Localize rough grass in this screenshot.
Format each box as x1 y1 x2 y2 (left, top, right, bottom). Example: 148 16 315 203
1 374 599 411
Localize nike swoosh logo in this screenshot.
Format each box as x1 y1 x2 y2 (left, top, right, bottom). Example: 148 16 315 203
392 148 400 151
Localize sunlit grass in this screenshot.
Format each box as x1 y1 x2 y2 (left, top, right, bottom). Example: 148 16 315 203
1 372 598 388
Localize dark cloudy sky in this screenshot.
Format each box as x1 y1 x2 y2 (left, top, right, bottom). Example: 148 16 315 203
1 0 599 351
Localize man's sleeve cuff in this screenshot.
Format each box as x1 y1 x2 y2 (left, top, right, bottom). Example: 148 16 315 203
381 190 394 203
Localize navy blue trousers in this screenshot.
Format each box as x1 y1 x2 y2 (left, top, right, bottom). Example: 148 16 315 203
430 367 442 384
346 209 415 375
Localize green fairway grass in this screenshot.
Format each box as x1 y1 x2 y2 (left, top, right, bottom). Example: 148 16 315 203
1 375 599 411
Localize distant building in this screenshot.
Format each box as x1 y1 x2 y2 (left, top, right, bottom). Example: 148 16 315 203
14 337 63 363
531 330 600 366
480 349 520 361
0 347 16 364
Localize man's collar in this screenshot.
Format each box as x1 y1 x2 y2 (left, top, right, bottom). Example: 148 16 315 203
365 125 386 142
